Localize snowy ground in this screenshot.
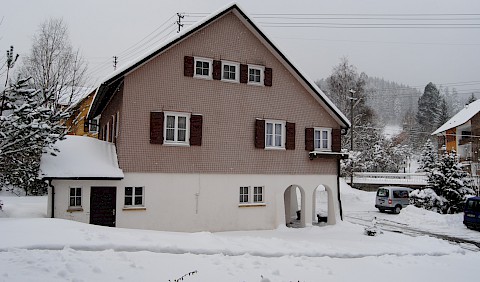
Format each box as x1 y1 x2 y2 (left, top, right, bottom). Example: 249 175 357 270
0 182 478 282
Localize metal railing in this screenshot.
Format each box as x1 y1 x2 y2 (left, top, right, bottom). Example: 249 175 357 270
346 172 428 185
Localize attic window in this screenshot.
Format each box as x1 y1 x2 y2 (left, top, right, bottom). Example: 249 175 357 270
222 61 239 82
248 65 264 85
194 57 212 79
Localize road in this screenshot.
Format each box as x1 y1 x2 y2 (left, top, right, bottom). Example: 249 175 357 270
344 212 480 252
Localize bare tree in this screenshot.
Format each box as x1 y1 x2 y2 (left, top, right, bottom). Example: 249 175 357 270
22 18 88 110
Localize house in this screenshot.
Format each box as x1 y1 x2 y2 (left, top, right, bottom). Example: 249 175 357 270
64 89 100 138
432 99 480 177
41 3 350 232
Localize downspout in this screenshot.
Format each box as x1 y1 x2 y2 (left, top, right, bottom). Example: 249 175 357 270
337 158 343 221
48 179 55 218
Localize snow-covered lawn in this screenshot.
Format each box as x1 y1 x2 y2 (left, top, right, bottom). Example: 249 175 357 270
1 182 478 282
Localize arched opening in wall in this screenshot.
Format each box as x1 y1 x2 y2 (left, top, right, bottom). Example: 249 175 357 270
283 185 305 228
313 185 329 226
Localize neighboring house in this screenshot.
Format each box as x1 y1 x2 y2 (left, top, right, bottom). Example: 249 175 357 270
40 3 350 232
432 99 480 176
64 89 100 138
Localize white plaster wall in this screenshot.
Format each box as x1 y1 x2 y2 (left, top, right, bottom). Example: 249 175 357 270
50 179 122 224
49 173 339 232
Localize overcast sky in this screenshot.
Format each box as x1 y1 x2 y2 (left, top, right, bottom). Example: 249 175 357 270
1 0 479 97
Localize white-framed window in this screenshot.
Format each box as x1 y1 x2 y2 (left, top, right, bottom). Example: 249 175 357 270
253 186 264 203
164 111 191 145
69 187 82 208
89 117 99 133
265 120 285 149
125 186 144 207
222 61 239 82
314 127 331 151
194 57 213 79
248 65 264 85
240 186 249 203
239 186 265 205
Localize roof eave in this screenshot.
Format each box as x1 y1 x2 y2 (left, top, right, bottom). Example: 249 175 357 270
42 176 124 181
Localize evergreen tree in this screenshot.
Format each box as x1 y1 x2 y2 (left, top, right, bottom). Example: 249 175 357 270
418 139 437 172
0 77 67 194
428 152 477 214
437 98 450 128
416 82 441 146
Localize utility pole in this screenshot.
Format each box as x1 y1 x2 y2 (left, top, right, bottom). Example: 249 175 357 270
113 56 118 71
1 46 19 116
348 89 357 187
176 13 184 33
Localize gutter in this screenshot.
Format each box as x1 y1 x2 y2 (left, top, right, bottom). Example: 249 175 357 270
337 159 343 221
48 179 55 218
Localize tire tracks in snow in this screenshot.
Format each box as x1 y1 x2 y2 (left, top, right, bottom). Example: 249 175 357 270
345 215 480 252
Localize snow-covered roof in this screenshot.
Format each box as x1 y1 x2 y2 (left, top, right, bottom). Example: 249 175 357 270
57 86 95 108
89 2 350 128
40 136 124 179
432 99 480 135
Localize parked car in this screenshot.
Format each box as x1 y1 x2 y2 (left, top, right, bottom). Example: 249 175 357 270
375 186 412 214
464 197 480 230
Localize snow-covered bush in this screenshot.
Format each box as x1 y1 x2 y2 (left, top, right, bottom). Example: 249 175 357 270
410 188 445 212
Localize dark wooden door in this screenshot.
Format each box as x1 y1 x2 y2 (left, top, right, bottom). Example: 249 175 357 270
90 187 116 227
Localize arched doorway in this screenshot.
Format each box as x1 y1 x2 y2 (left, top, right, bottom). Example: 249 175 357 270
313 185 329 226
284 185 306 228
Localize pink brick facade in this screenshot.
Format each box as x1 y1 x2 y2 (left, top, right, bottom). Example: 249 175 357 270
99 12 341 175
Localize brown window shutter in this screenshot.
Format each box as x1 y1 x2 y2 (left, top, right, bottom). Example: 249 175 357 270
264 67 272 87
150 112 164 144
190 114 203 146
331 128 341 152
305 128 314 151
184 56 194 77
213 60 222 80
240 64 248 83
255 119 265 149
286 122 296 150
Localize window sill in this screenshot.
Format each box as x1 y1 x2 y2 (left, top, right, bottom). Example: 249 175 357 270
247 82 264 86
193 75 213 80
163 142 190 147
122 207 146 211
67 208 83 212
221 78 240 84
265 147 286 151
239 203 266 207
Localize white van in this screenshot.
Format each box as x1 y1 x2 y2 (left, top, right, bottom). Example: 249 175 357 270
375 186 412 214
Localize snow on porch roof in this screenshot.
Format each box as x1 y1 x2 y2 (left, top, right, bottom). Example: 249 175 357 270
432 99 480 135
40 136 124 180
